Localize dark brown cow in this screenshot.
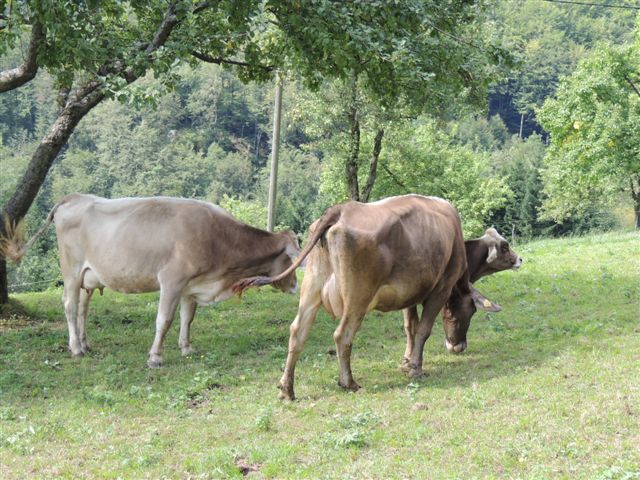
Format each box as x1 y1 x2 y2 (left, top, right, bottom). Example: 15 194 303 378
234 194 500 400
400 227 522 367
2 194 300 366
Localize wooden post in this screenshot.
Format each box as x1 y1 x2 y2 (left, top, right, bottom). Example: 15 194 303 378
267 71 283 232
519 112 524 139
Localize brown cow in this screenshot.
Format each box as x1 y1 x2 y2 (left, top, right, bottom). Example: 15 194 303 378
234 194 500 400
400 227 522 367
2 194 300 367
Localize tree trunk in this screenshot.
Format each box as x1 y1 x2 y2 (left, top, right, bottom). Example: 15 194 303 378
0 3 181 303
360 128 384 203
631 176 640 229
0 259 7 304
346 79 361 201
0 85 106 303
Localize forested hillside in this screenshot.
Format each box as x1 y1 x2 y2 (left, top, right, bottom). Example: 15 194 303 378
1 1 638 294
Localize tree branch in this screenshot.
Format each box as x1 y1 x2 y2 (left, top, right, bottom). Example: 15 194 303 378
191 50 274 71
624 75 640 98
146 3 179 54
381 163 409 193
0 20 43 93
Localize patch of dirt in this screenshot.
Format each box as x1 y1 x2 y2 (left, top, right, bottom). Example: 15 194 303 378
234 456 262 477
412 402 428 411
266 317 289 326
0 300 41 331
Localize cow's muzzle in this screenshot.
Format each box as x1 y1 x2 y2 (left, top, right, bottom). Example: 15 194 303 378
512 256 523 269
445 339 467 353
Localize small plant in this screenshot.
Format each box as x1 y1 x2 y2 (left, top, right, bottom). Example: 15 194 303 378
255 409 273 432
83 385 115 407
596 466 640 480
334 429 367 449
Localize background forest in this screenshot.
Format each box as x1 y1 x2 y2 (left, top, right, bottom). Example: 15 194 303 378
1 0 639 293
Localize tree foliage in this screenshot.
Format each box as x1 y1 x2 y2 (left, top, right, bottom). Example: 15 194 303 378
537 25 640 228
489 0 637 136
320 117 512 237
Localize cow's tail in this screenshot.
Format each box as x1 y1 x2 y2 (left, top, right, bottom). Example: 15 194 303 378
232 205 343 295
0 204 59 263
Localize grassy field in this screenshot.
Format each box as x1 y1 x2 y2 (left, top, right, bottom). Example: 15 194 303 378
1 230 639 479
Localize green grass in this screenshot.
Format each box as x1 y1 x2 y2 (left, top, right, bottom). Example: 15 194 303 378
1 230 639 479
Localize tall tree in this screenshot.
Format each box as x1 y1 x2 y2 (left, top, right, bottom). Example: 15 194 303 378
288 0 511 201
0 0 511 302
489 0 637 136
537 24 640 229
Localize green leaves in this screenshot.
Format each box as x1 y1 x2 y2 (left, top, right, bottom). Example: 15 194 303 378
537 32 640 225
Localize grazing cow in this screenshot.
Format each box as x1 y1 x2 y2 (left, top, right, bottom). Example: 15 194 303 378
2 194 300 367
400 227 522 367
233 194 500 400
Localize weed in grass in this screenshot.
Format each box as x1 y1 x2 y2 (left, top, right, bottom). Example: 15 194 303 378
255 408 274 432
596 466 640 480
84 385 116 407
405 381 422 400
332 428 368 449
324 411 380 450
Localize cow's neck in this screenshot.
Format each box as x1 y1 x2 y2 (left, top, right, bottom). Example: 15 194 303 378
226 226 287 278
465 239 490 283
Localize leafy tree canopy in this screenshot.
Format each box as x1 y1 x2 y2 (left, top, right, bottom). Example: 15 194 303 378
537 20 640 227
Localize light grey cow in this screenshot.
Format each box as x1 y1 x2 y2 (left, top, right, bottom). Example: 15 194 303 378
2 194 299 366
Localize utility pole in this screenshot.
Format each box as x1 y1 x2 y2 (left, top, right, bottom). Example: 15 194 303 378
267 71 283 232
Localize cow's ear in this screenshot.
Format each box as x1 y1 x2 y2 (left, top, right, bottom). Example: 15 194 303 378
486 244 498 263
470 287 501 312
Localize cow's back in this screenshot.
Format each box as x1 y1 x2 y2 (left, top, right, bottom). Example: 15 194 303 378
319 195 466 314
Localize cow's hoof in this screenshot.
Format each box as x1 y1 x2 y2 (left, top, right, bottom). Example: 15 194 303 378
277 382 295 401
71 350 84 358
181 346 197 357
338 379 361 392
147 356 163 368
408 367 424 379
398 358 412 373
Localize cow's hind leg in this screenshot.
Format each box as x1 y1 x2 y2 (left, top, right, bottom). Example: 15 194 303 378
333 309 366 392
178 296 197 356
62 282 83 357
77 288 94 354
147 283 182 368
400 306 418 372
278 279 323 401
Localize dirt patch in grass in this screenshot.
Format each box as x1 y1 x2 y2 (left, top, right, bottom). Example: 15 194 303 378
0 299 42 330
234 455 262 476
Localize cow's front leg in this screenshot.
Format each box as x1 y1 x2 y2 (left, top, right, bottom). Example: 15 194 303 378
333 312 365 392
407 292 448 378
77 288 94 354
400 306 418 372
62 282 83 357
148 284 181 368
178 296 197 356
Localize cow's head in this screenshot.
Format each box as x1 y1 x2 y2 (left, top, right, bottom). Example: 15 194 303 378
480 228 522 275
443 285 501 354
269 230 301 294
